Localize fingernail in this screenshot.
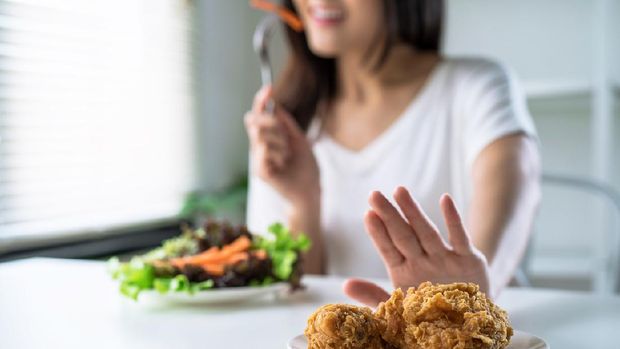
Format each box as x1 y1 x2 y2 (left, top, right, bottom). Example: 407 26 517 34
368 191 380 201
394 186 405 196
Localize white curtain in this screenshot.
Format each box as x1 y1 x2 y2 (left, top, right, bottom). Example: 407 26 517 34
0 0 196 252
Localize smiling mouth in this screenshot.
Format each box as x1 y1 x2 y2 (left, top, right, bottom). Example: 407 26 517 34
309 5 344 26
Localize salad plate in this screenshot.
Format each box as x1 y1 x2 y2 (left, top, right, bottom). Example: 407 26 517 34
108 221 310 304
138 282 289 305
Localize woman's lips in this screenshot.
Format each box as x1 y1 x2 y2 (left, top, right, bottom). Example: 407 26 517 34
309 6 344 26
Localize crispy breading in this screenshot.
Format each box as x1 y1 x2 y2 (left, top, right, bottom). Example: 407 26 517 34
375 288 406 347
305 304 387 349
306 282 513 349
376 282 513 349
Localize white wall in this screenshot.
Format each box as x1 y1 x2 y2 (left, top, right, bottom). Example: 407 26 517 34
611 0 620 86
611 0 620 190
194 2 292 192
194 1 262 192
445 0 595 85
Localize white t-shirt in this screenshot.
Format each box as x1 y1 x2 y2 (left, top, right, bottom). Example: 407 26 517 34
246 58 537 279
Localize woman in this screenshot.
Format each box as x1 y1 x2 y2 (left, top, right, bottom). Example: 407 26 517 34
244 0 540 307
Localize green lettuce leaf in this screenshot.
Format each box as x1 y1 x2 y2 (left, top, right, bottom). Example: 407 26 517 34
107 258 214 300
253 223 312 281
108 257 155 300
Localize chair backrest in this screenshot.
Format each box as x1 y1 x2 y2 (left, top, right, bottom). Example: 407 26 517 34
535 173 620 294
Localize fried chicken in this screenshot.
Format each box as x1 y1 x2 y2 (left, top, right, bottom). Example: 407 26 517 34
376 282 513 349
374 288 406 347
305 304 387 349
305 282 513 349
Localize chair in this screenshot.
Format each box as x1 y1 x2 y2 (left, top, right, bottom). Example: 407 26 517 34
522 173 620 294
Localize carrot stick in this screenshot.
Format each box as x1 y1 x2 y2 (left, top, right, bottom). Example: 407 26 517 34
195 252 249 267
250 0 304 32
202 264 225 276
169 236 252 268
221 236 252 255
224 252 249 265
253 249 267 260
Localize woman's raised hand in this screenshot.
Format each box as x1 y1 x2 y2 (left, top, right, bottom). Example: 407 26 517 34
244 86 320 207
344 187 490 308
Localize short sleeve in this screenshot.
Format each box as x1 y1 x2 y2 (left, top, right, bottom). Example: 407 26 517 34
461 60 537 167
246 164 288 235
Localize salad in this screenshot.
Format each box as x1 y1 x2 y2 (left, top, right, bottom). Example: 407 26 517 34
108 221 311 300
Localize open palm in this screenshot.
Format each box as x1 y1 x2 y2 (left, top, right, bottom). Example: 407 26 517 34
344 187 490 308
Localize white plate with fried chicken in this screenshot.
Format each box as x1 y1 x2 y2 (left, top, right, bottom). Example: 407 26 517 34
288 331 548 349
289 282 548 349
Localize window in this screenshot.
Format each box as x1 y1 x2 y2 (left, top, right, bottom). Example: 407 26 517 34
0 0 195 252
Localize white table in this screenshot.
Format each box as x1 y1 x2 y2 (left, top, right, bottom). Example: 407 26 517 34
1 258 619 349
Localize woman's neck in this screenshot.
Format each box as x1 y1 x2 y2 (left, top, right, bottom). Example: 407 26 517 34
336 45 440 105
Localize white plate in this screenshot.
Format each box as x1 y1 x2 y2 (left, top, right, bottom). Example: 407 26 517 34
138 282 290 305
287 330 548 349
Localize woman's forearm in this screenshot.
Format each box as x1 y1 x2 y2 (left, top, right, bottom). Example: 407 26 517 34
470 176 540 297
468 134 541 297
287 193 325 275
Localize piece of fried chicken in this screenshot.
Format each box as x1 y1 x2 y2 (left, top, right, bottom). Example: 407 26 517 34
375 282 513 349
305 304 388 349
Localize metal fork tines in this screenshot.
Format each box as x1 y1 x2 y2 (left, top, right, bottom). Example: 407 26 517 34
253 14 278 114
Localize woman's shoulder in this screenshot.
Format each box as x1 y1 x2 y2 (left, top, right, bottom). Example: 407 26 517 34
435 56 519 103
443 57 509 75
439 56 513 84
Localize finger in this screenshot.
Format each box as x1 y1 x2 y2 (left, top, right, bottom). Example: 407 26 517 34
256 143 287 171
254 144 283 175
247 117 289 152
343 278 390 308
263 137 289 159
246 111 281 135
265 145 287 169
254 129 288 160
256 123 286 143
252 85 272 112
256 129 288 151
244 111 259 141
261 160 277 178
393 186 448 255
369 191 423 258
244 112 262 140
440 194 473 255
259 157 285 179
364 210 404 267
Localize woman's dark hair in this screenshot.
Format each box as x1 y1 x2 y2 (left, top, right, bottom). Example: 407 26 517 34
274 0 443 131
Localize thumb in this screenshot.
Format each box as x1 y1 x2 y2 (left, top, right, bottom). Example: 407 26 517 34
343 278 390 308
252 85 272 113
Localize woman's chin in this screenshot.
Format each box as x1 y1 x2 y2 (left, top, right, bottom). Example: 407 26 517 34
307 41 341 58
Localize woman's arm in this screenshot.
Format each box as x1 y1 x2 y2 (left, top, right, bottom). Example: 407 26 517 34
468 133 541 296
245 86 325 275
288 194 325 274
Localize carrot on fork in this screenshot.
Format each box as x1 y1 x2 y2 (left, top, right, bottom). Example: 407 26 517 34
250 0 304 32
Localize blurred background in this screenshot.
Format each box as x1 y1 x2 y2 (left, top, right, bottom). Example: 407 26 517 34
0 0 618 294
